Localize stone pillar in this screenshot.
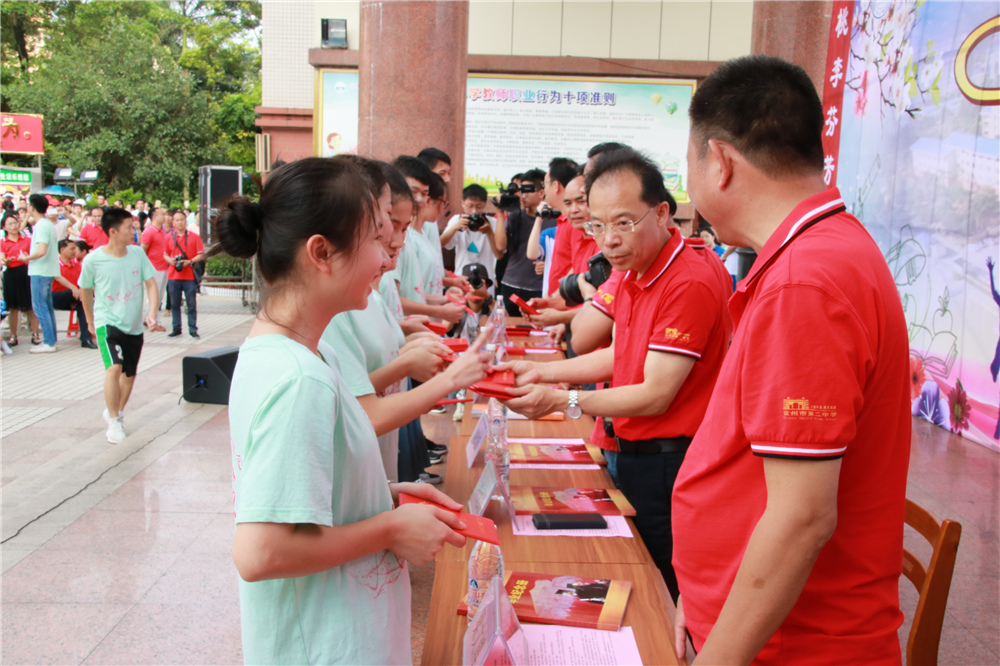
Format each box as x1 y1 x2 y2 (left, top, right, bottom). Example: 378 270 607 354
752 0 834 94
359 0 469 206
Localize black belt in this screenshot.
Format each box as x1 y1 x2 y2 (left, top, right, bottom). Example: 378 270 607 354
615 436 692 455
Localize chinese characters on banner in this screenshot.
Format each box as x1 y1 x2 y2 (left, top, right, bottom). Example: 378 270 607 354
464 75 694 203
820 0 854 187
0 114 44 155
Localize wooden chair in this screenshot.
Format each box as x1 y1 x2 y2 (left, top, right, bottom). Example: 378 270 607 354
901 498 962 666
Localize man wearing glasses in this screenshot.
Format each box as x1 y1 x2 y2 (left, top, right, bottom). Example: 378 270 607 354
502 148 732 601
494 169 551 315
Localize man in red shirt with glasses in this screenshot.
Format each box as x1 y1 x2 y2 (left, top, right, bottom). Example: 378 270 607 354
503 148 732 601
671 55 910 665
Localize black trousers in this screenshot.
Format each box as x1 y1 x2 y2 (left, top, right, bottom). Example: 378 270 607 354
51 290 92 343
616 449 687 602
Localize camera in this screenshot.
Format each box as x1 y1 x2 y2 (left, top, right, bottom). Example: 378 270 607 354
558 251 613 307
538 207 561 220
491 182 522 211
467 213 489 232
173 255 187 266
466 265 486 290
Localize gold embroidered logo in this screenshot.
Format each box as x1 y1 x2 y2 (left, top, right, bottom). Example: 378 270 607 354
783 398 838 420
600 292 614 305
664 327 691 343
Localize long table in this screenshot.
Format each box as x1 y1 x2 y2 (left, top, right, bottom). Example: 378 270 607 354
420 338 680 665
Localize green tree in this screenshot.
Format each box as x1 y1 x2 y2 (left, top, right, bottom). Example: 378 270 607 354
7 21 215 197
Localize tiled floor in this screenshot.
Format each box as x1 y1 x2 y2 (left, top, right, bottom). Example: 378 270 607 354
1 304 997 664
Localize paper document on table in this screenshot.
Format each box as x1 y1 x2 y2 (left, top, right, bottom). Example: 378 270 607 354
511 515 633 538
520 624 643 666
510 463 601 470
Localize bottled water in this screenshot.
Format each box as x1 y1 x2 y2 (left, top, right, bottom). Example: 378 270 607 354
467 539 505 624
486 398 509 498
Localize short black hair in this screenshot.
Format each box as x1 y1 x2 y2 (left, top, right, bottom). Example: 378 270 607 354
463 184 488 202
28 193 48 214
101 207 132 235
427 172 446 201
690 54 824 175
75 240 91 253
512 172 524 182
382 162 413 205
58 238 74 251
417 147 451 168
548 158 580 188
585 148 677 215
587 142 629 159
521 169 545 189
393 155 435 187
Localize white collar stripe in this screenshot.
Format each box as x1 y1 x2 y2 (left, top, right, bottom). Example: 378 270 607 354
780 198 845 247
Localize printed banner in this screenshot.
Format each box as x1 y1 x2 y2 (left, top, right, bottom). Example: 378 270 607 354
313 71 695 204
832 0 1000 450
0 114 44 155
465 75 694 201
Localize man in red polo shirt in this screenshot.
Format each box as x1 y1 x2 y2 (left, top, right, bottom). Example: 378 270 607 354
165 210 205 338
140 207 169 331
671 56 910 665
504 148 731 600
79 207 109 249
51 239 97 348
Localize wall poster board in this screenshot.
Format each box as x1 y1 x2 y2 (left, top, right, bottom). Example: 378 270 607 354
314 70 695 203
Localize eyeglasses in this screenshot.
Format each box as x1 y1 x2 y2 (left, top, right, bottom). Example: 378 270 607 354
585 207 654 237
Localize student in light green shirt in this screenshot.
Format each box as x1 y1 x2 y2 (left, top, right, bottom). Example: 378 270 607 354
78 208 159 444
221 157 489 665
22 194 60 349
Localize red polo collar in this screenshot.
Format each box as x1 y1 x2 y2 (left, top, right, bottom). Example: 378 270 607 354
739 187 847 291
627 226 685 289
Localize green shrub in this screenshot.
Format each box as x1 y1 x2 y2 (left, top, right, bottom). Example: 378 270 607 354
206 254 249 278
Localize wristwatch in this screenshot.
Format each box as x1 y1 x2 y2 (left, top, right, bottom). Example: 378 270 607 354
567 389 582 420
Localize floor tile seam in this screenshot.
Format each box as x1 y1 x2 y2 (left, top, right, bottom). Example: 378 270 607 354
1 403 225 543
75 547 192 666
3 398 222 498
940 609 1000 657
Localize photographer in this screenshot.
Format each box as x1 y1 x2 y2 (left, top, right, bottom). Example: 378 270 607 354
493 169 553 315
441 184 501 289
164 211 204 338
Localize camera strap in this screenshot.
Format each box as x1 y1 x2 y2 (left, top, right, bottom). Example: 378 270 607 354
172 231 190 261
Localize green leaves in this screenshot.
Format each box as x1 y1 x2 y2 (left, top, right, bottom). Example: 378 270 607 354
2 0 260 202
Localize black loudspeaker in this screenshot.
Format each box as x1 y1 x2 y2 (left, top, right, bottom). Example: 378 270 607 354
182 346 239 404
197 165 242 238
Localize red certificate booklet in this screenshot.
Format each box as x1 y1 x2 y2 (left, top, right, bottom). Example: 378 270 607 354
509 442 605 465
398 494 500 545
509 487 636 516
457 571 632 631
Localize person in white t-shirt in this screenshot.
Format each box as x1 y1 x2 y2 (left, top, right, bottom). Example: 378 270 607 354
440 184 501 288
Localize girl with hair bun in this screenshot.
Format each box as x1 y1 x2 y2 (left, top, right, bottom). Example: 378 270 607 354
219 157 487 665
320 158 489 484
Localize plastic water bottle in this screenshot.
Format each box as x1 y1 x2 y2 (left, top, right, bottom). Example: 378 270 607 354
486 398 509 498
467 539 505 624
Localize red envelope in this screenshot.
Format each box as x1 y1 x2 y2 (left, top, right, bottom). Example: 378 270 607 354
441 338 469 352
399 494 500 545
423 321 448 335
505 345 527 356
485 369 516 386
505 327 533 337
469 378 520 400
447 293 476 315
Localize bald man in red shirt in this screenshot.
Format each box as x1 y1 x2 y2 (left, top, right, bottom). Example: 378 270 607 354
672 55 910 665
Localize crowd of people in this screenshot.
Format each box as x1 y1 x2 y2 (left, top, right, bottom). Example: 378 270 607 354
4 55 913 666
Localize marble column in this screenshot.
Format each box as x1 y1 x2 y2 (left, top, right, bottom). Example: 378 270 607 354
752 0 834 94
359 0 469 206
